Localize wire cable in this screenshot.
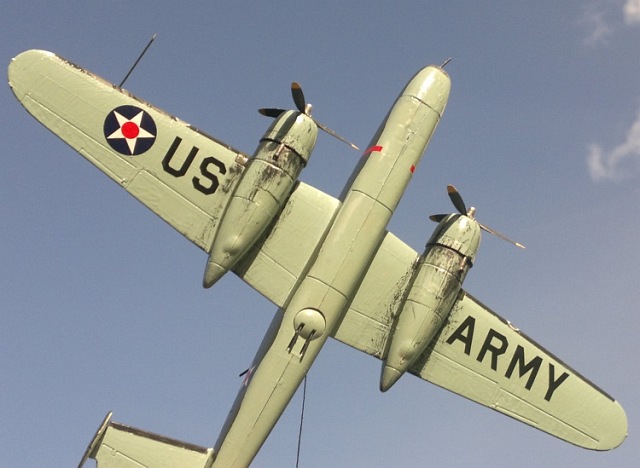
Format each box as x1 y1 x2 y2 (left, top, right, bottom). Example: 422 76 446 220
295 375 307 468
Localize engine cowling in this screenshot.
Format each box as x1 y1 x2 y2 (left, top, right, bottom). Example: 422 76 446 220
380 213 481 391
203 111 317 288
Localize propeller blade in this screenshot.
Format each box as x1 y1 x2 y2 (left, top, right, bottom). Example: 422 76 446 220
436 184 525 250
429 214 449 222
260 81 359 151
315 120 360 150
259 108 286 118
447 185 467 215
480 224 526 249
291 82 306 114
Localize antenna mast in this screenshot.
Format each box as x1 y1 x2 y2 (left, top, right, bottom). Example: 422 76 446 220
119 33 157 88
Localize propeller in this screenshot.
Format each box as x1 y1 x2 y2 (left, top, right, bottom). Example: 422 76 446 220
259 82 359 150
430 185 526 249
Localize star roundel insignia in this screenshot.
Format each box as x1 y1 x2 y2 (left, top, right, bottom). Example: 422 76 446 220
104 105 157 156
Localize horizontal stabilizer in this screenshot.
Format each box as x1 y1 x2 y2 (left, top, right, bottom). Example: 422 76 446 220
78 412 214 468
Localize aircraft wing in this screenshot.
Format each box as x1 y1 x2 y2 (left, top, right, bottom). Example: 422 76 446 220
233 181 340 306
11 49 626 453
9 50 248 251
332 233 628 451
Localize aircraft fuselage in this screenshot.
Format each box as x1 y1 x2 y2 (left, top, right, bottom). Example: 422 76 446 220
212 65 451 467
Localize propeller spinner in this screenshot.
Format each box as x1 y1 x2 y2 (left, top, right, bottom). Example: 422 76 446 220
259 82 359 150
430 185 526 249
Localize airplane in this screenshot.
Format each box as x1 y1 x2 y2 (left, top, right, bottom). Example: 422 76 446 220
8 49 627 467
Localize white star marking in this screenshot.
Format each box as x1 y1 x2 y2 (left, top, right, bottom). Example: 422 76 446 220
106 110 155 154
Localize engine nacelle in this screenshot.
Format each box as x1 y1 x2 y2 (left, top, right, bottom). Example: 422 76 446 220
380 213 481 391
203 111 317 288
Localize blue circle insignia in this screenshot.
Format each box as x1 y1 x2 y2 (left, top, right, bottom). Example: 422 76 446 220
104 105 157 156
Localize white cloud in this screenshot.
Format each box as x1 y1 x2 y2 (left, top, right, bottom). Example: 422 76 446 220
580 4 613 46
587 113 640 181
580 1 640 45
624 0 640 24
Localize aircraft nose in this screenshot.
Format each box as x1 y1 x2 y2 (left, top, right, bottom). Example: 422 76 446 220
402 65 451 117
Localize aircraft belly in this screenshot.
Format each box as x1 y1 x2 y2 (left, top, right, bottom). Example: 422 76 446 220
213 65 451 466
307 69 450 302
213 187 393 466
308 191 391 302
213 280 347 467
352 96 441 211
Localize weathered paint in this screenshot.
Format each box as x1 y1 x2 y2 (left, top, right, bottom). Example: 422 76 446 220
381 213 481 391
203 111 317 287
212 65 450 467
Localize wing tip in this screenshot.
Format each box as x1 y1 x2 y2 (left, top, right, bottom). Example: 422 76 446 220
8 49 56 99
593 398 628 451
562 397 627 451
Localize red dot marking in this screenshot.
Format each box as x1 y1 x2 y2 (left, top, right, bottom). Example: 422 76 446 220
410 165 416 173
121 122 140 139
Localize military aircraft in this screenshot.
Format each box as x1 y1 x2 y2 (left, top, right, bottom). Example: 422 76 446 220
8 50 627 467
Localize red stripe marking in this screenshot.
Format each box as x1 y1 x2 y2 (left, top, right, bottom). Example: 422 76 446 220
363 145 383 156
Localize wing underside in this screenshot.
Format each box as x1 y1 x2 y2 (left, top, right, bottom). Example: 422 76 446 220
9 49 248 251
233 181 340 307
332 234 627 451
412 292 627 450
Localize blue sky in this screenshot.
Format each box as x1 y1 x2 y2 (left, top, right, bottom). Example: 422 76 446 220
2 2 639 467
